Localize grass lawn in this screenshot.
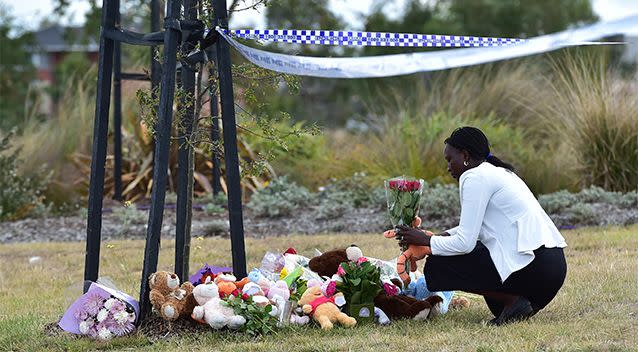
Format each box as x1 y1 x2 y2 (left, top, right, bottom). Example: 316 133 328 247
1 225 637 351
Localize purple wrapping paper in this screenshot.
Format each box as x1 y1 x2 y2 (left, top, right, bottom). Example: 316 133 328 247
189 263 232 285
58 282 139 334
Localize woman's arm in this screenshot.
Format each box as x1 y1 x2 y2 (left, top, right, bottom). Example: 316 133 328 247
428 172 492 255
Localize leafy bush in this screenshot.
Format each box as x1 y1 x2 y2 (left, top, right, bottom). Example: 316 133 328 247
0 132 50 221
111 205 147 226
539 53 638 192
562 203 598 226
420 183 461 221
314 191 355 220
539 186 638 214
247 176 314 217
538 190 578 214
15 73 96 207
201 219 229 237
292 111 564 195
198 193 227 214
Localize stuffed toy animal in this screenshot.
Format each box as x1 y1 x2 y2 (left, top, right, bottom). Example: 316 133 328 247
308 248 349 278
298 286 356 330
248 268 273 296
191 280 246 329
148 271 197 321
242 282 264 296
214 274 250 297
290 308 310 325
267 280 291 302
309 246 442 321
383 216 432 285
451 296 471 309
374 286 442 320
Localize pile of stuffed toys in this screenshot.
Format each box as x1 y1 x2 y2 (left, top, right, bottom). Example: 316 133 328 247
147 245 470 331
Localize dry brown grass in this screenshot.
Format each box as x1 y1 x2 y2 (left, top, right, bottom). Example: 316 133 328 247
1 225 637 351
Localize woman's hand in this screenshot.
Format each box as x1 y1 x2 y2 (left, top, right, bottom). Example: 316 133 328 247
395 225 432 247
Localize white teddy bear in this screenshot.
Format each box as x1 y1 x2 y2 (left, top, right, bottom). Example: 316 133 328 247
191 280 246 330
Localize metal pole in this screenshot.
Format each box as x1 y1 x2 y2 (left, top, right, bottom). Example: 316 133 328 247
208 47 222 196
84 0 118 289
174 0 197 281
213 0 247 278
113 0 123 201
139 0 183 320
150 0 161 91
150 0 161 160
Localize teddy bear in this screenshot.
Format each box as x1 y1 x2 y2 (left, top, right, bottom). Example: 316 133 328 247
308 248 349 278
309 246 442 321
191 280 247 329
383 216 432 285
298 285 356 330
148 271 197 321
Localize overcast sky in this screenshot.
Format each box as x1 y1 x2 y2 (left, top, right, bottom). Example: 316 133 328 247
4 0 638 34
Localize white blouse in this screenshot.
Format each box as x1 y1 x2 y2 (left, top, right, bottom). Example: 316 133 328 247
429 162 567 282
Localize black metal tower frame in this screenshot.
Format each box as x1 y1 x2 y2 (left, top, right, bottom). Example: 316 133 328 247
84 0 247 321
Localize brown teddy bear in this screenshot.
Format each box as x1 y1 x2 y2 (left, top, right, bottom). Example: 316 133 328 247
149 271 197 321
299 285 357 330
309 247 442 321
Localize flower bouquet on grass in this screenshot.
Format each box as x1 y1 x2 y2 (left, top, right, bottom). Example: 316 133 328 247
59 282 138 340
222 290 279 336
335 258 382 323
384 176 425 274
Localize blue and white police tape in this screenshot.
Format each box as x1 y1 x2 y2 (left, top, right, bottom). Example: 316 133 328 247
216 14 637 78
224 29 526 48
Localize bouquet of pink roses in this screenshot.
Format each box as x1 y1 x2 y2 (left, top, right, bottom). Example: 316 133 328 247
384 176 424 227
384 176 425 277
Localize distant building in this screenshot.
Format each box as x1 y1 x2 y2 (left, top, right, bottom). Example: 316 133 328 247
30 25 99 85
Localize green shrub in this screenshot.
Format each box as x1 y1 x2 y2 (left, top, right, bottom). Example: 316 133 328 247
0 132 50 221
111 205 147 226
312 112 554 192
563 203 598 226
540 53 638 192
201 219 229 237
320 173 378 207
314 191 355 220
197 193 228 214
420 183 461 221
15 72 96 207
538 186 637 215
247 176 314 217
615 191 638 209
538 190 579 214
203 203 225 215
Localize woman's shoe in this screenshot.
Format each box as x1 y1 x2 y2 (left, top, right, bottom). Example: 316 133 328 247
492 297 533 326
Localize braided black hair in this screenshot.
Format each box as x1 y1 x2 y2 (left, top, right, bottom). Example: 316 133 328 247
444 126 515 172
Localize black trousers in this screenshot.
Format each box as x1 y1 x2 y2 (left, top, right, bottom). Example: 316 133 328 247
424 242 567 315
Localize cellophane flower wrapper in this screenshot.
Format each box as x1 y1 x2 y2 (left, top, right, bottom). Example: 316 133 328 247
58 282 138 340
384 176 424 277
384 176 425 227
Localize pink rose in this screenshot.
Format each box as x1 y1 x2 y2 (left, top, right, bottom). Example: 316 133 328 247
337 265 346 276
323 281 337 297
356 257 368 265
383 282 399 296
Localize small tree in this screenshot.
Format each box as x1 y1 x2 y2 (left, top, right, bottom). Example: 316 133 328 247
0 132 50 220
0 7 36 130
